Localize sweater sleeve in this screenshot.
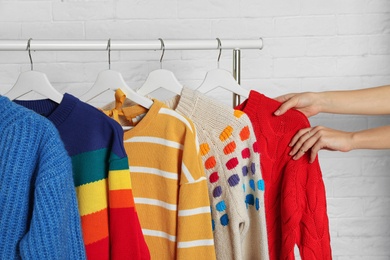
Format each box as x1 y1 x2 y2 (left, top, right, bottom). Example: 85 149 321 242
282 154 331 260
273 110 331 260
176 123 216 260
235 113 269 260
106 118 150 260
108 153 150 260
19 124 86 259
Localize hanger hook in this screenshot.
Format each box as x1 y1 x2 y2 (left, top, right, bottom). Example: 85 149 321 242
27 38 33 71
107 38 111 70
216 38 222 69
158 38 165 69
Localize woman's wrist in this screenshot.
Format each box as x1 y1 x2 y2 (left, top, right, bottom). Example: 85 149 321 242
349 126 390 150
349 131 360 151
318 91 345 114
313 92 329 114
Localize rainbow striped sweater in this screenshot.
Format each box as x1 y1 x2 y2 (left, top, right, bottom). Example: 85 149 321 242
15 94 150 260
102 93 216 260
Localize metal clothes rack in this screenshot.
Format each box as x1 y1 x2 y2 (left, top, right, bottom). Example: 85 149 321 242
0 39 263 106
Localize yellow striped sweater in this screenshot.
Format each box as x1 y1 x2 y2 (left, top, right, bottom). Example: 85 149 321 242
102 93 216 260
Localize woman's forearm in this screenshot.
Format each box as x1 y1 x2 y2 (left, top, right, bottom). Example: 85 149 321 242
351 125 390 150
319 85 390 115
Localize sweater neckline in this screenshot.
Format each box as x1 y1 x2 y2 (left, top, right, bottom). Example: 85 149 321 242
172 87 243 129
121 99 163 140
235 90 263 114
170 87 198 119
14 93 78 128
237 90 309 137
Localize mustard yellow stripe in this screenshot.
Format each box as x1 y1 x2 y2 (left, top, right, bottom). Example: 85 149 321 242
130 173 178 205
178 214 215 241
109 169 132 190
135 203 177 235
178 180 211 210
76 179 108 216
124 142 182 173
143 235 176 260
177 246 216 259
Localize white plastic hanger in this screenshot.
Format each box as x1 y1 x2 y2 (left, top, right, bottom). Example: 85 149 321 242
80 39 153 109
196 38 249 98
136 38 183 96
4 38 63 104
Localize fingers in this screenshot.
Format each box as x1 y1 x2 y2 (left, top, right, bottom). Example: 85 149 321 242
289 127 314 158
289 126 322 163
274 93 296 103
274 94 298 116
288 126 352 163
309 141 322 163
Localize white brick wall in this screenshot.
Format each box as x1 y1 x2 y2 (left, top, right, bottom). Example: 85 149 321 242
0 0 389 259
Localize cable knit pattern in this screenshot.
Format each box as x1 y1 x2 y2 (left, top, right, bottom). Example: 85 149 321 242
164 87 269 260
236 91 332 260
0 96 86 259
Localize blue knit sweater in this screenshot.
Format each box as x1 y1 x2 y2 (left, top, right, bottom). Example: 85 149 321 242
0 96 86 259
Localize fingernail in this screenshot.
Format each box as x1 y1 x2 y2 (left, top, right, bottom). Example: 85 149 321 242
288 143 292 147
289 151 293 156
274 110 280 116
293 156 297 160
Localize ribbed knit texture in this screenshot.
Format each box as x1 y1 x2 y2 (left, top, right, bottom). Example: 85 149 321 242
163 87 269 260
236 91 332 260
101 90 216 260
15 93 150 260
0 96 86 259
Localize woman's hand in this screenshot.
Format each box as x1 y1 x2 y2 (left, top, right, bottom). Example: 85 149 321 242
289 126 354 163
274 92 323 118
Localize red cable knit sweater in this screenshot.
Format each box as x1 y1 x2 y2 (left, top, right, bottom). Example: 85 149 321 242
236 91 332 260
